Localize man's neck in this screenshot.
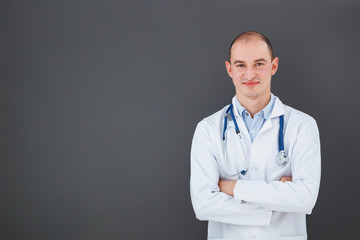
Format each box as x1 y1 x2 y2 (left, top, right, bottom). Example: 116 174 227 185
236 93 271 118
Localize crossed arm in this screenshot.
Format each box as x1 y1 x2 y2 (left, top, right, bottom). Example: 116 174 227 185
218 176 292 196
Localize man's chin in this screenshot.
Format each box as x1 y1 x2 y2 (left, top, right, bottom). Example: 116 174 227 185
244 92 260 99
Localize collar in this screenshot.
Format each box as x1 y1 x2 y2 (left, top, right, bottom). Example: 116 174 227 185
231 93 284 119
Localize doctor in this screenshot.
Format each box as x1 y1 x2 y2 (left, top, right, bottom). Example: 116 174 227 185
190 31 321 240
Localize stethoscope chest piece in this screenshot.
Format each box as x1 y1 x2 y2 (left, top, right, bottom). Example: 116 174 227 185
276 150 288 166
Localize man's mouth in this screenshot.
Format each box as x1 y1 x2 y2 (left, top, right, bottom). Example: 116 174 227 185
242 81 259 87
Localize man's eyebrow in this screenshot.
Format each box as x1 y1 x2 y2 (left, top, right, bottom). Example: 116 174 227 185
254 58 267 62
232 58 268 64
233 60 245 64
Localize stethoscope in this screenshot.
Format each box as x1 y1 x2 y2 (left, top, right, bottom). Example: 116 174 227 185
222 103 288 177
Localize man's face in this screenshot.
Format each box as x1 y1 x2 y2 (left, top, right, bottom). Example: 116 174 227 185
225 38 279 100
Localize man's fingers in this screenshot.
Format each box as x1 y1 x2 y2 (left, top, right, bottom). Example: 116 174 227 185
280 176 292 182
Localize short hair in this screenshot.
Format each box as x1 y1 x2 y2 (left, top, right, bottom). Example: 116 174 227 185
229 31 274 61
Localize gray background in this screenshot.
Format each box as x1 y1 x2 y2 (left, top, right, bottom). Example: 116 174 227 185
1 0 359 239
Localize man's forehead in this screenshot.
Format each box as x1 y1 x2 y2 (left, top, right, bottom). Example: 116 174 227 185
230 38 271 62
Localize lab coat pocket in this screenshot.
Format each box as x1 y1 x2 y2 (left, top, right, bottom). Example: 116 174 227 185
280 235 307 240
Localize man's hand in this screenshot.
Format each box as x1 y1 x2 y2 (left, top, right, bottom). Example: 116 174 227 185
218 180 237 196
280 176 292 183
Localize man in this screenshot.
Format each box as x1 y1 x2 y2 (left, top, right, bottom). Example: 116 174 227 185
190 31 321 240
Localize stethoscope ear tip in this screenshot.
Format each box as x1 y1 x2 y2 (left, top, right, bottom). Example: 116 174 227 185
241 170 247 175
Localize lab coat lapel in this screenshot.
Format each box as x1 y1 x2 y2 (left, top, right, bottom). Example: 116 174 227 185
255 96 286 136
270 96 285 119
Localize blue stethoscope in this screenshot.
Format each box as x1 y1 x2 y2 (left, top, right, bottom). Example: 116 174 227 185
222 103 288 177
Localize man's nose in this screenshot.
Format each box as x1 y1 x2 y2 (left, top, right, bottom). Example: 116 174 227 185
245 67 256 79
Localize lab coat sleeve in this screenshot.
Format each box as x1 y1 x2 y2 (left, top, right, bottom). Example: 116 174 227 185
233 118 321 214
190 121 273 226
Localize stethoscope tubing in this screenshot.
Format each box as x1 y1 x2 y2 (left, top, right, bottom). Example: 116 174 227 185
223 103 285 152
278 113 284 152
222 103 287 176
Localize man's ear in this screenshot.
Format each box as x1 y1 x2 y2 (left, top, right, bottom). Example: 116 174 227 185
225 61 233 78
271 57 279 75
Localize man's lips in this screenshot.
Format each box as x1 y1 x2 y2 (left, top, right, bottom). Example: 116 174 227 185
242 81 259 87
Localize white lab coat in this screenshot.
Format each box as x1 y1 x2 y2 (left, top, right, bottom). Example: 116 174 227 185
190 95 321 240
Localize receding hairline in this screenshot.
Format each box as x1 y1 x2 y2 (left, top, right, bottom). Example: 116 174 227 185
234 32 265 42
229 31 274 62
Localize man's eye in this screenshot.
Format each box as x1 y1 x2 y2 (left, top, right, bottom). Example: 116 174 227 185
256 63 264 66
237 64 245 67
